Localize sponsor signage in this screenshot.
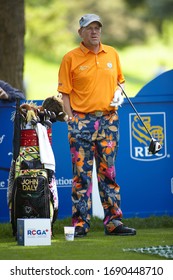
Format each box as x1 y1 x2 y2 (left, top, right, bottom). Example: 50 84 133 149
129 112 167 161
17 218 51 246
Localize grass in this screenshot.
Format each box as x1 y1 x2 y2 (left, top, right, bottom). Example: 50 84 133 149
24 41 173 100
0 216 173 260
24 53 59 101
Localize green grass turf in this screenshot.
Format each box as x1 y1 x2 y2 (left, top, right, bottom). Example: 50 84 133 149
0 216 173 260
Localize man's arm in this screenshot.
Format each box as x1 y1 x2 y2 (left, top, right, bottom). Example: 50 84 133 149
0 81 25 102
61 93 73 120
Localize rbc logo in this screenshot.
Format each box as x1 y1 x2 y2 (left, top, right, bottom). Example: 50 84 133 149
129 112 167 161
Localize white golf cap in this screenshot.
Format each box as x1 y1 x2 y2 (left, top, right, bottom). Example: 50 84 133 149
79 14 102 28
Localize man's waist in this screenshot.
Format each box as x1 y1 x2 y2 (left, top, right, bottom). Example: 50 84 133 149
73 110 116 117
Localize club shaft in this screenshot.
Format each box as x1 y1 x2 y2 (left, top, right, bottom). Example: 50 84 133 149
118 83 153 139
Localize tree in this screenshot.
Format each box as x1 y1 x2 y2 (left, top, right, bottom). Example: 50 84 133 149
125 0 173 36
0 0 25 91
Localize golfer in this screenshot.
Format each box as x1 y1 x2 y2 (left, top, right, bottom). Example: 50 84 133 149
58 14 136 237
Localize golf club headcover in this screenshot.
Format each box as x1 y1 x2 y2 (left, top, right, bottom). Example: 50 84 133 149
149 138 162 154
110 88 124 107
42 95 68 122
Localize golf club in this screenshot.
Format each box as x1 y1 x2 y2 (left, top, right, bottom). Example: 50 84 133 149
118 83 162 154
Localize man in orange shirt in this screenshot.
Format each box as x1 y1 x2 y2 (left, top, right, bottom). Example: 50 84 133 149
58 14 136 237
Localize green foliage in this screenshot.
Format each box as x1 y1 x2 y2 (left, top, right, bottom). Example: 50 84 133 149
125 0 173 36
65 0 152 47
25 0 76 62
25 0 173 62
124 0 146 8
26 0 54 6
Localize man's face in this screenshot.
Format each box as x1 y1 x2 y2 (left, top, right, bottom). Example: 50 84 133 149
79 22 101 48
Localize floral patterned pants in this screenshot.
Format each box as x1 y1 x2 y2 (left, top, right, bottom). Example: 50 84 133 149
68 111 123 233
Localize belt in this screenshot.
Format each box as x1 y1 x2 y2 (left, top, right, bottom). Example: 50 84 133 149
73 110 116 117
90 110 116 117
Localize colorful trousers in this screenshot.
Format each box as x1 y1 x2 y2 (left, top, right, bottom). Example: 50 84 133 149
68 111 123 233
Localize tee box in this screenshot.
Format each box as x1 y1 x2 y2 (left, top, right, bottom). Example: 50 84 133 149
17 218 51 246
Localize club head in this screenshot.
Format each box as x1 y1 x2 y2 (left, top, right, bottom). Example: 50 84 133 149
149 138 162 154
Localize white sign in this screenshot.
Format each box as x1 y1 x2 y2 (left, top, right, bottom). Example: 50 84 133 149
17 218 51 246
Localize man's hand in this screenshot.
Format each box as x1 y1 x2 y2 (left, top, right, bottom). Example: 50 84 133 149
110 88 124 107
0 88 8 100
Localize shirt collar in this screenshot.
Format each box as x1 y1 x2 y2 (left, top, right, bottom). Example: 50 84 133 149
80 42 107 54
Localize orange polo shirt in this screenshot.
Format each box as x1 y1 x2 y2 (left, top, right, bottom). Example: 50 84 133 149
58 42 125 113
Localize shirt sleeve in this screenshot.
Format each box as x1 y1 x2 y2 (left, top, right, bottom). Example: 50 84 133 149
116 52 125 84
58 54 73 95
0 81 25 102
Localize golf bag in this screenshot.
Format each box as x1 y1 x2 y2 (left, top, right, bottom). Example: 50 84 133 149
9 99 58 236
